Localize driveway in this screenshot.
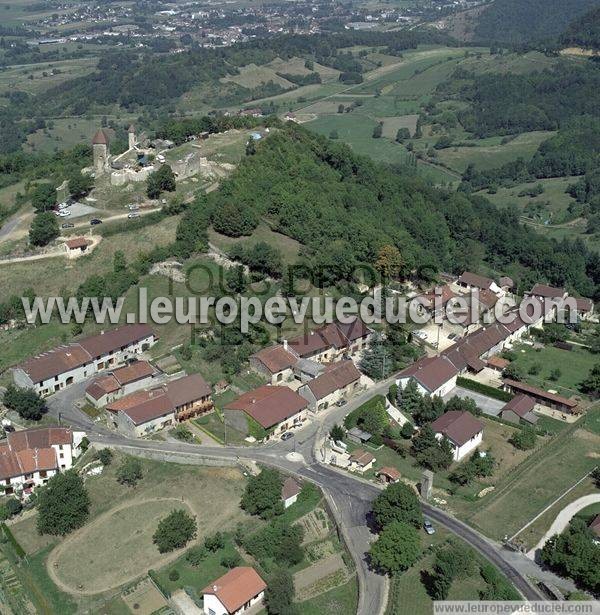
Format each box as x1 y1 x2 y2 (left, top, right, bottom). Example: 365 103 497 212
528 494 600 558
444 386 505 417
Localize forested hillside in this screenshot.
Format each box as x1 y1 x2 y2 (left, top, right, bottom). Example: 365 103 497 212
204 124 600 297
451 62 600 137
561 5 600 50
473 0 598 45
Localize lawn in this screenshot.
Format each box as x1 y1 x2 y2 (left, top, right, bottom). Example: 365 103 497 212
194 413 247 445
467 422 600 540
297 576 358 615
8 453 252 609
508 342 595 398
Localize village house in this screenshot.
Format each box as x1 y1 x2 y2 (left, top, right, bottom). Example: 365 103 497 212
430 411 483 461
397 356 458 398
348 448 375 473
281 476 302 508
85 360 156 407
224 386 309 438
500 394 538 425
249 344 298 385
13 324 158 397
106 373 213 437
0 427 85 497
202 567 267 615
298 360 363 412
456 271 503 296
574 297 595 320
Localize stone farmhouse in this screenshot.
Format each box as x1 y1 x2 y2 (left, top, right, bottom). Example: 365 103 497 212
12 324 157 397
0 427 85 497
250 318 372 384
106 373 213 437
298 360 364 412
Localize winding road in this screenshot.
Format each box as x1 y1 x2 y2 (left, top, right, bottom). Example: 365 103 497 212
48 378 551 614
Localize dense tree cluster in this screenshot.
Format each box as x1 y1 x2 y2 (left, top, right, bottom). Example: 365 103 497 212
241 468 284 519
2 384 46 421
540 518 600 594
37 471 90 536
561 5 600 50
153 509 197 553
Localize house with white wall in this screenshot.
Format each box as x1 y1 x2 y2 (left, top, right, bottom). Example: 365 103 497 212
0 427 85 498
430 411 483 461
202 567 266 615
85 360 156 407
281 477 301 508
13 324 157 397
396 356 458 398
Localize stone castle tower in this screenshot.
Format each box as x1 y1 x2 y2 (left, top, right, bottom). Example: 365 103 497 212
128 124 136 150
92 129 110 176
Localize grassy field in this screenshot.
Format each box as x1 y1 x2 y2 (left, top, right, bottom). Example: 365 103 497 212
479 176 578 224
508 342 595 398
7 454 252 612
435 131 554 174
222 64 296 90
297 577 358 615
466 416 600 540
209 222 301 264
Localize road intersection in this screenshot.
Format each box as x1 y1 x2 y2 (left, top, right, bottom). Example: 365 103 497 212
48 379 552 614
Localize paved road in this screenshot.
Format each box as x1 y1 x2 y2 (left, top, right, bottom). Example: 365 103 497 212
48 375 551 613
445 386 504 417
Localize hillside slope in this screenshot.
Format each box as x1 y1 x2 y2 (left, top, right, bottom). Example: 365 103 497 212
561 5 600 50
474 0 598 44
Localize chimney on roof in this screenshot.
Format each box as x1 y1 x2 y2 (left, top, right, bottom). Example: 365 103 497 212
100 330 104 335
283 339 288 350
213 585 218 592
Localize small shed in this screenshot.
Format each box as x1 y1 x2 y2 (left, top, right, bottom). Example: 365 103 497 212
347 427 372 444
376 466 401 484
281 477 301 509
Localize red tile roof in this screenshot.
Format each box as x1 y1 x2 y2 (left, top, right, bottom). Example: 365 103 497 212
0 427 73 480
398 356 458 393
458 271 494 290
92 129 108 145
349 449 375 466
85 375 120 400
112 361 155 385
287 319 371 358
306 360 361 400
18 325 156 383
226 386 308 429
528 284 566 299
377 466 401 480
65 237 89 250
163 373 211 407
575 297 594 313
430 411 483 447
502 379 578 409
251 345 297 374
487 356 509 370
202 567 266 614
502 394 536 418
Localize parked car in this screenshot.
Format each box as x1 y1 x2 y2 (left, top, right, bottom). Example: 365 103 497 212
335 399 347 407
448 333 457 340
61 222 74 229
281 432 294 441
58 210 71 217
57 202 69 210
3 425 15 433
127 203 139 210
90 218 103 225
127 212 140 219
423 520 435 535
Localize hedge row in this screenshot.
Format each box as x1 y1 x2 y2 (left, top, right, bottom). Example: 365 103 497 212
1 522 25 559
456 377 513 402
148 569 171 598
98 210 167 238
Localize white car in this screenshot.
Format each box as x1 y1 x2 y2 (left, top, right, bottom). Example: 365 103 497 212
127 204 139 210
128 212 140 219
58 210 71 217
57 202 69 210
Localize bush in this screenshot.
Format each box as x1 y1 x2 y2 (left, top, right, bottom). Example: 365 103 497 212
97 449 113 466
5 498 22 517
241 469 283 519
153 509 197 553
186 545 208 566
204 531 225 552
221 553 241 568
37 471 89 536
2 384 47 421
116 457 143 486
510 425 537 450
168 569 180 582
456 377 513 402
